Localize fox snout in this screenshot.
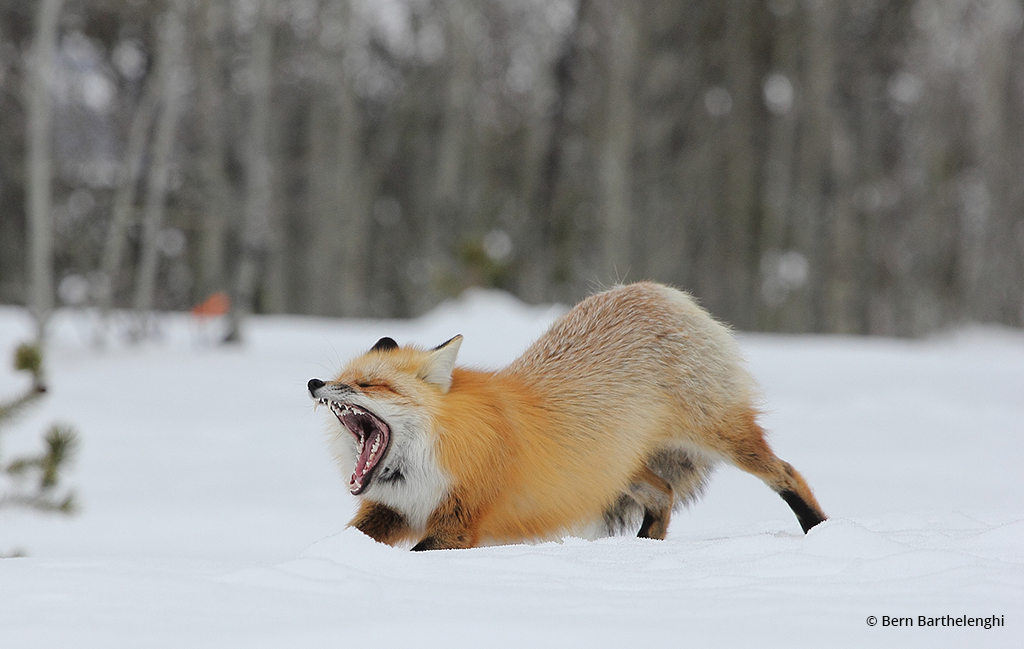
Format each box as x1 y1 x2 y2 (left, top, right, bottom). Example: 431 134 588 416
307 378 325 397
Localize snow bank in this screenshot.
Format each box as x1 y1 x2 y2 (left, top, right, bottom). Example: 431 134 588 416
0 292 1020 647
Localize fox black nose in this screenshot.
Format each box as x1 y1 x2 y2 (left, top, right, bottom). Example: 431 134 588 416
308 378 325 396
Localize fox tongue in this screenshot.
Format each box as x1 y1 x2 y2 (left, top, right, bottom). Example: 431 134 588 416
332 403 390 495
350 428 385 494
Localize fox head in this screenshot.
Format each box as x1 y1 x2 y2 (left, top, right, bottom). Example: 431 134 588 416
308 336 461 519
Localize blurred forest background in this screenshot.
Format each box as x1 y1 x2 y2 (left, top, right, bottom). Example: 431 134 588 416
1 0 1023 340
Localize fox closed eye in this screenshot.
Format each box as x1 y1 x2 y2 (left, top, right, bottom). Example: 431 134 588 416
357 381 398 394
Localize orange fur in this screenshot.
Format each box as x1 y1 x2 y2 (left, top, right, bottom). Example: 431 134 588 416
314 282 827 549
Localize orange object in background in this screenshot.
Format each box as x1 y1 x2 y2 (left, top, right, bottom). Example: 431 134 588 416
191 291 231 317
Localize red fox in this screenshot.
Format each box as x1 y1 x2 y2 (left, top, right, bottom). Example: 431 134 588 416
308 282 826 550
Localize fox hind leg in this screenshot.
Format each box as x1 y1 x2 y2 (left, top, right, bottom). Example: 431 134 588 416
628 466 674 540
603 450 714 540
647 447 715 509
777 480 827 533
601 493 643 537
721 412 827 533
600 467 674 539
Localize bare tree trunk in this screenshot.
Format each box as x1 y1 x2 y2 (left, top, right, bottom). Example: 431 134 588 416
305 94 339 316
515 37 561 303
225 0 275 341
599 3 637 283
964 2 1012 325
132 1 187 328
408 0 478 313
262 109 287 315
331 7 368 318
806 1 860 335
758 8 801 331
305 0 369 318
25 0 65 343
434 1 474 214
720 1 759 329
95 64 160 342
526 0 587 302
195 0 233 301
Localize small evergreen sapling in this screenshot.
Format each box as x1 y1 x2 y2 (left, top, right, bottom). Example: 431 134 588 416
0 344 78 514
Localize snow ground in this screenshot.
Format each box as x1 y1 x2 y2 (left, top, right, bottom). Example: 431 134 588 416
0 289 1021 648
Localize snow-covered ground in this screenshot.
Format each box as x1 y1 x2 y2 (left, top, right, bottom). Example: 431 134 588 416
0 290 1021 648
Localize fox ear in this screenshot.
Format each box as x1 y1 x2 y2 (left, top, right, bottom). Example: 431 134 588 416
370 337 399 352
418 335 463 393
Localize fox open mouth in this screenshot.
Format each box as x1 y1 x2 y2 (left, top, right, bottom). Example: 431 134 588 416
319 399 391 495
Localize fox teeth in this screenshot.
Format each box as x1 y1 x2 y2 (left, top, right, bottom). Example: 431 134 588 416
326 401 368 418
